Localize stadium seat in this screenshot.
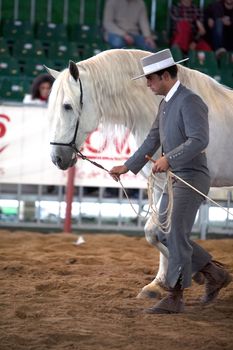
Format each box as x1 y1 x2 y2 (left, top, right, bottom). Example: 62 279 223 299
69 24 103 46
0 57 21 77
50 58 68 71
218 51 233 70
170 47 184 61
188 50 220 78
47 41 80 62
36 22 68 45
0 38 11 57
21 57 51 78
2 20 33 45
0 77 30 102
12 40 46 63
81 43 110 60
220 68 233 88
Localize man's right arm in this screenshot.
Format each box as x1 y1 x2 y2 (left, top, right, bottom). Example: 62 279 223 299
109 117 160 181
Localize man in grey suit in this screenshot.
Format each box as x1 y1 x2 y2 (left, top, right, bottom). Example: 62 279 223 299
110 49 232 314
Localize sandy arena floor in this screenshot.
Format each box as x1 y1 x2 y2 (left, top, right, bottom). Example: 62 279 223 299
0 229 232 350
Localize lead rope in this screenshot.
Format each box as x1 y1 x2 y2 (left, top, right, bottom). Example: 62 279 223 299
168 170 233 218
76 149 173 233
119 171 174 234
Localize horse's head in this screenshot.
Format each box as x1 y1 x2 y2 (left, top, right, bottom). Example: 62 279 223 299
47 60 98 170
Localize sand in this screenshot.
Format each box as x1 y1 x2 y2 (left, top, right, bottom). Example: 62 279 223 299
0 229 232 350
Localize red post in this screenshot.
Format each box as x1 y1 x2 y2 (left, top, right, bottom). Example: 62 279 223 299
64 166 76 233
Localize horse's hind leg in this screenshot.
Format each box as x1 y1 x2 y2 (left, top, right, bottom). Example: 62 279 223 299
137 213 206 299
136 214 169 299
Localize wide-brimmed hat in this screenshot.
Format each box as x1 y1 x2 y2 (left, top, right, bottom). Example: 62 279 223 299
132 48 189 80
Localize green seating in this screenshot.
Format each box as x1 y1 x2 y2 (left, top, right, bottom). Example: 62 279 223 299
0 57 21 77
0 77 30 102
220 68 233 88
188 50 220 78
47 41 80 62
218 51 233 70
69 24 103 46
170 47 184 61
2 20 33 44
36 22 68 44
50 58 69 71
12 40 46 62
21 57 51 78
0 38 11 57
81 43 110 60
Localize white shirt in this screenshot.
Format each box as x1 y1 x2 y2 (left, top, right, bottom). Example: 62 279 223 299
23 94 48 105
165 80 180 102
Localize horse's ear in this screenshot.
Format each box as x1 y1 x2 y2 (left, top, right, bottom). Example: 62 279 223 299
69 60 79 82
43 65 60 79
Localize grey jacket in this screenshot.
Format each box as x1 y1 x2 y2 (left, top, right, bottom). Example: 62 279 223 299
125 84 209 177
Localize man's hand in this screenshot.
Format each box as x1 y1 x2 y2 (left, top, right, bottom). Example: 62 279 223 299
124 33 134 45
145 155 169 173
152 156 169 173
145 36 156 49
109 165 129 182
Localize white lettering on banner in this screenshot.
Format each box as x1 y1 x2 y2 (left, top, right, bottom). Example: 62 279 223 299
0 105 146 188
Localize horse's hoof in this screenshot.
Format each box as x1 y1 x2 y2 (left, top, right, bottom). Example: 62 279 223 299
136 289 162 299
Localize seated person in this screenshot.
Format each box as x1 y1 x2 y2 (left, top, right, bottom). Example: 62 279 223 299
103 0 156 51
23 73 54 105
170 0 211 53
204 0 233 56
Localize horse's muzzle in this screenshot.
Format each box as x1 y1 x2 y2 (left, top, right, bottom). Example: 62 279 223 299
50 145 77 170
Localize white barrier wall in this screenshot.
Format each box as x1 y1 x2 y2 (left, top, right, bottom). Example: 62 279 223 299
0 104 146 188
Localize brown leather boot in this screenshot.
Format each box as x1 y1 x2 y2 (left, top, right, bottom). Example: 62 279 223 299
144 286 184 314
200 260 232 304
192 271 205 285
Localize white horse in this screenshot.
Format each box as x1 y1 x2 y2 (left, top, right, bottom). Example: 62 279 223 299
47 49 233 299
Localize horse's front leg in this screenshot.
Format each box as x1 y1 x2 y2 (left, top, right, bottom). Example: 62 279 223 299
137 213 169 299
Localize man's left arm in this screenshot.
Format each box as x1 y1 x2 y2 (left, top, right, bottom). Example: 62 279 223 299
165 94 209 169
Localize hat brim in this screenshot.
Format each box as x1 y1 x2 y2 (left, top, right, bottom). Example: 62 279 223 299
132 57 189 80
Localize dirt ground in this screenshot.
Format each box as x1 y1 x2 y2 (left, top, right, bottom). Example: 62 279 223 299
0 230 232 350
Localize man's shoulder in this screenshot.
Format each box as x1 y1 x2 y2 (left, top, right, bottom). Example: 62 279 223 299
179 84 200 99
177 85 207 107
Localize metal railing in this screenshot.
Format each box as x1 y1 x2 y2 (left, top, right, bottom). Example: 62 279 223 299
1 182 233 238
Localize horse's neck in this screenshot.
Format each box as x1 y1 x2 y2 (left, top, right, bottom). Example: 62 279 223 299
81 52 161 143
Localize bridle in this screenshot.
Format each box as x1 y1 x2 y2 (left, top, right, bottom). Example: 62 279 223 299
50 77 109 172
50 78 83 154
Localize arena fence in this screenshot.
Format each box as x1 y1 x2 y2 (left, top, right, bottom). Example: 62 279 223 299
1 183 233 239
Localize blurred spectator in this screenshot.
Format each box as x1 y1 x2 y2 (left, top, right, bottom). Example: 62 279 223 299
103 0 156 51
23 73 54 105
204 0 233 56
170 0 211 53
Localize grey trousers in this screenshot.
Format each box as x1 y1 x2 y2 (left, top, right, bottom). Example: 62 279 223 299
157 171 212 289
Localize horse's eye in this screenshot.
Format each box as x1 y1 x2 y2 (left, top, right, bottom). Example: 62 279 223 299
64 103 72 111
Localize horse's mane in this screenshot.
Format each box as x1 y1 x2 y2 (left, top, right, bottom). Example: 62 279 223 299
79 49 159 141
54 49 233 144
177 64 233 118
80 48 232 122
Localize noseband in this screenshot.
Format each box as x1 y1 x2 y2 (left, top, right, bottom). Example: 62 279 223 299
50 78 109 172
